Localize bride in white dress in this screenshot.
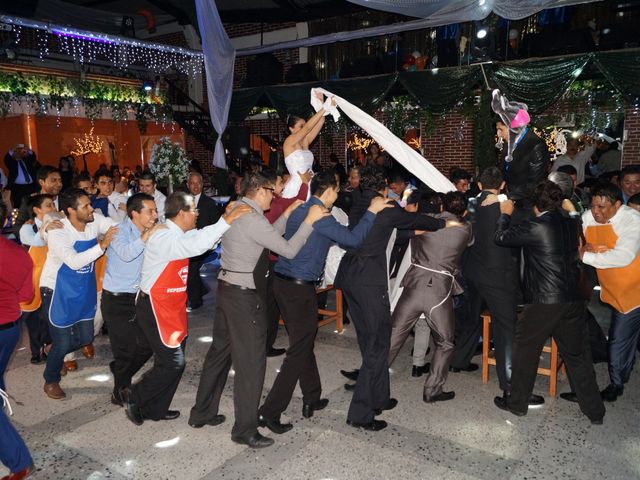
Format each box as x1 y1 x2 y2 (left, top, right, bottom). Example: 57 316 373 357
281 91 333 199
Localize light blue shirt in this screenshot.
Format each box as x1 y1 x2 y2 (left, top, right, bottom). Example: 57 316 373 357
103 217 145 293
19 218 46 247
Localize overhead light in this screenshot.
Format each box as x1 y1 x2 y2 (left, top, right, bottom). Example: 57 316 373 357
477 28 488 39
143 81 153 92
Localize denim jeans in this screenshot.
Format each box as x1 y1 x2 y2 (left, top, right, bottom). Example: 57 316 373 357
0 321 20 392
42 288 94 384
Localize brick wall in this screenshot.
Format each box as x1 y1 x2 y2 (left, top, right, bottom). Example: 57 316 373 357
224 23 297 39
421 111 475 176
622 105 640 166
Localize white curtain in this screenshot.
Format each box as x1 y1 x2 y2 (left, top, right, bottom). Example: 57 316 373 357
195 0 235 169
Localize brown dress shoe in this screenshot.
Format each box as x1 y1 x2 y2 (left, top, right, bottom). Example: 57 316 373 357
44 382 66 400
63 360 78 371
81 344 95 359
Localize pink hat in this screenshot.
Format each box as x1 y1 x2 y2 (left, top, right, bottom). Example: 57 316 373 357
510 109 530 129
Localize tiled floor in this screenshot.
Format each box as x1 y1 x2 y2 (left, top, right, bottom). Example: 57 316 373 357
2 273 639 480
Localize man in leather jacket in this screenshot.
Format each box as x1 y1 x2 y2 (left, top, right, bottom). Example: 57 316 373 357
492 181 605 424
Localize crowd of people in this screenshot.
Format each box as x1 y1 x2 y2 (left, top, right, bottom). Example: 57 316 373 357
1 97 640 477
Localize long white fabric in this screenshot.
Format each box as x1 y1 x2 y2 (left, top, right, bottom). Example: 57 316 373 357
310 88 455 193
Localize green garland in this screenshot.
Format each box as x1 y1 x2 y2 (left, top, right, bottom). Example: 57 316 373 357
0 71 172 129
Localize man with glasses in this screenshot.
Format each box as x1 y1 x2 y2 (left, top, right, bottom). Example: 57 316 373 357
189 170 327 449
121 192 250 426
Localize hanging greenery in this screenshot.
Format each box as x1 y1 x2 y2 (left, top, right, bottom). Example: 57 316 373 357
0 71 168 131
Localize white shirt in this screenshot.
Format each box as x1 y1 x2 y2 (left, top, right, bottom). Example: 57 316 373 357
552 145 595 185
153 189 167 222
582 205 640 269
108 191 128 223
193 193 201 206
19 218 46 247
40 215 117 290
140 218 230 294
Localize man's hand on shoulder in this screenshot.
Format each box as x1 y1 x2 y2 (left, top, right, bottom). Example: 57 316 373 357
141 223 167 242
223 204 252 224
499 199 515 216
304 204 329 225
367 197 394 214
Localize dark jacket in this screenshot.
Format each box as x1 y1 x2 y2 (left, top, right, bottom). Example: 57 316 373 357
505 129 549 204
3 151 39 186
494 210 581 305
190 193 222 262
334 189 445 288
463 191 519 289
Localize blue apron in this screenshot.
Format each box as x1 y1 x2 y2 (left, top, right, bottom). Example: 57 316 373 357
49 239 98 328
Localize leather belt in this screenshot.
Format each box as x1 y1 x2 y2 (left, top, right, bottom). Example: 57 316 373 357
103 290 136 299
274 272 317 286
0 320 18 331
138 291 149 299
219 280 255 291
41 287 53 294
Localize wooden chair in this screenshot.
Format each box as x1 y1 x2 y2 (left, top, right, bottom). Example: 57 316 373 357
481 311 563 396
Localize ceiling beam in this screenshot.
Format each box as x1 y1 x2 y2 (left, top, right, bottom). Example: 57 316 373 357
145 0 192 25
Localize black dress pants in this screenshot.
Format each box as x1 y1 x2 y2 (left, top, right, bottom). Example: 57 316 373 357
265 260 281 350
187 256 205 308
452 278 518 391
259 277 321 419
101 291 153 397
130 294 186 421
343 284 391 424
22 308 50 358
190 282 267 438
508 301 605 421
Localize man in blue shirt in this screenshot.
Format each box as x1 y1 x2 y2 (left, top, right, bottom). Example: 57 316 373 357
101 193 162 406
257 171 391 434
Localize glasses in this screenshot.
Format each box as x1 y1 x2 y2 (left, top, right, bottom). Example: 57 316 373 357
188 208 199 214
262 187 275 193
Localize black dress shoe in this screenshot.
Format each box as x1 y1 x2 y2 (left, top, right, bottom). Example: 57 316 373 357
110 392 123 407
411 365 429 377
188 415 226 428
231 432 275 448
450 363 479 373
559 392 578 403
121 388 144 426
590 417 604 425
302 398 329 418
493 395 526 416
30 355 44 365
601 384 623 402
266 347 286 357
340 369 359 381
161 410 180 421
374 398 398 415
423 391 455 403
344 383 356 391
258 415 293 434
527 394 545 406
346 419 387 431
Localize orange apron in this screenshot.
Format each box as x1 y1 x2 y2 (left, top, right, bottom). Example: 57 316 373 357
149 259 189 348
20 245 48 312
585 223 640 313
95 254 107 292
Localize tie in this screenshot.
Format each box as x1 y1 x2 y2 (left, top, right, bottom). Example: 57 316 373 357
18 158 32 184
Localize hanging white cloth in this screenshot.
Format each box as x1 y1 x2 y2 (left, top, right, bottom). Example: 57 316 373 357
310 88 455 194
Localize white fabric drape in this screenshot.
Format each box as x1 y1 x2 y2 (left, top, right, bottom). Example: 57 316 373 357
195 0 235 169
310 88 455 193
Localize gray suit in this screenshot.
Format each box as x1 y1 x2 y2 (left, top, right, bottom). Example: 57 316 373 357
389 211 474 399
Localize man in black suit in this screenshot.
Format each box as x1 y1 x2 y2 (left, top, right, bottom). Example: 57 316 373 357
453 167 544 405
334 165 454 432
186 172 221 311
4 144 40 208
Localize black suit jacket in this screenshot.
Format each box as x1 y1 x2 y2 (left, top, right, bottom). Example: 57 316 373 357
3 151 39 186
505 129 549 204
190 193 222 262
463 191 519 289
334 189 445 288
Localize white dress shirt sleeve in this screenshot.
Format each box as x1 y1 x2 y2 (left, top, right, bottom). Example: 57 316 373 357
582 208 640 269
47 228 105 271
149 218 230 261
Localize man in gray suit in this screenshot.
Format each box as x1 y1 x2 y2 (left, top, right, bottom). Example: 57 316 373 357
388 192 474 402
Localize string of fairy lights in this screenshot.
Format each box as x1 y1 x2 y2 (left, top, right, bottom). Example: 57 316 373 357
0 16 204 76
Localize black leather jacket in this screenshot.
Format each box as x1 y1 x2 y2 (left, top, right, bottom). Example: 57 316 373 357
494 210 581 305
505 129 550 204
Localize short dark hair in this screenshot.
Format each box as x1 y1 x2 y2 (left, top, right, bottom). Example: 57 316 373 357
36 165 60 184
59 188 89 215
72 173 92 188
620 165 640 182
557 164 577 176
127 193 155 219
547 172 574 199
0 199 7 226
442 191 467 216
139 171 156 183
360 165 387 191
628 193 640 206
241 170 276 197
311 170 339 196
406 189 424 206
164 191 194 219
450 168 471 184
591 182 623 205
27 194 54 220
478 167 503 190
94 168 112 181
419 191 443 214
531 181 563 212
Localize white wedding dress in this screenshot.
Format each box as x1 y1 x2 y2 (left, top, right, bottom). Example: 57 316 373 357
281 149 314 199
